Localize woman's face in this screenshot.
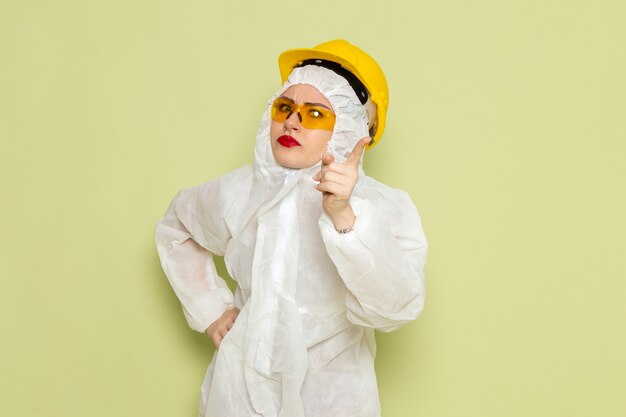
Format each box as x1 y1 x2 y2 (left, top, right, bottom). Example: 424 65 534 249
270 84 334 169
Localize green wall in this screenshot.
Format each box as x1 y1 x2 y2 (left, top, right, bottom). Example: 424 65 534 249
2 1 624 416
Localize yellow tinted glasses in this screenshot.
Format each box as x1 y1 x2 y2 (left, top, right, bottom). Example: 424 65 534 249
271 97 336 131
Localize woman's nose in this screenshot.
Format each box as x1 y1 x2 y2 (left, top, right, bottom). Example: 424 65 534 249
283 111 301 131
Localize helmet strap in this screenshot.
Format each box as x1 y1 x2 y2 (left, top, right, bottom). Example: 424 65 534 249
296 59 369 105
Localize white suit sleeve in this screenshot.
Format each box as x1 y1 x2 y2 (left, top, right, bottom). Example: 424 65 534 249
319 188 427 332
156 181 235 332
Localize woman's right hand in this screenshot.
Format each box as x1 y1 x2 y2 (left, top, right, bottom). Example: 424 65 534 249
206 307 240 349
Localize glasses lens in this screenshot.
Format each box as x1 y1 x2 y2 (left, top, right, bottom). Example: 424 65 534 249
271 97 293 123
300 104 335 131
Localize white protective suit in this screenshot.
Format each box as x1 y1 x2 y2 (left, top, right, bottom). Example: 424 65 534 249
156 65 428 417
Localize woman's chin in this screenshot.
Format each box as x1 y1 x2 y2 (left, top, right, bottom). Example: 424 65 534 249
272 149 318 170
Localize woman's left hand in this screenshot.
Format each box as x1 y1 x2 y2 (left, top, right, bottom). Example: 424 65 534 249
314 137 369 231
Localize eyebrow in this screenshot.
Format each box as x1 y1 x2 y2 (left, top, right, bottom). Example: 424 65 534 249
279 95 332 111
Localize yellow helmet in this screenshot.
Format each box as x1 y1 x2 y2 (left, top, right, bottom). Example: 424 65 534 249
278 39 389 149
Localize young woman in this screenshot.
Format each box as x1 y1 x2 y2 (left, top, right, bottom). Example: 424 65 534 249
156 40 427 417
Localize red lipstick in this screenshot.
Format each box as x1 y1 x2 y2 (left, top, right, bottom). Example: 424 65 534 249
277 135 301 148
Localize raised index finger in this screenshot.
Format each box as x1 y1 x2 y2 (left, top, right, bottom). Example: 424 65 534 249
345 137 370 167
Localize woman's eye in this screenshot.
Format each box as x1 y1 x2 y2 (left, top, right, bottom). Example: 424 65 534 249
279 104 291 112
309 109 323 118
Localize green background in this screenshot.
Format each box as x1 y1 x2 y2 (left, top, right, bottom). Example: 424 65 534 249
2 1 624 416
